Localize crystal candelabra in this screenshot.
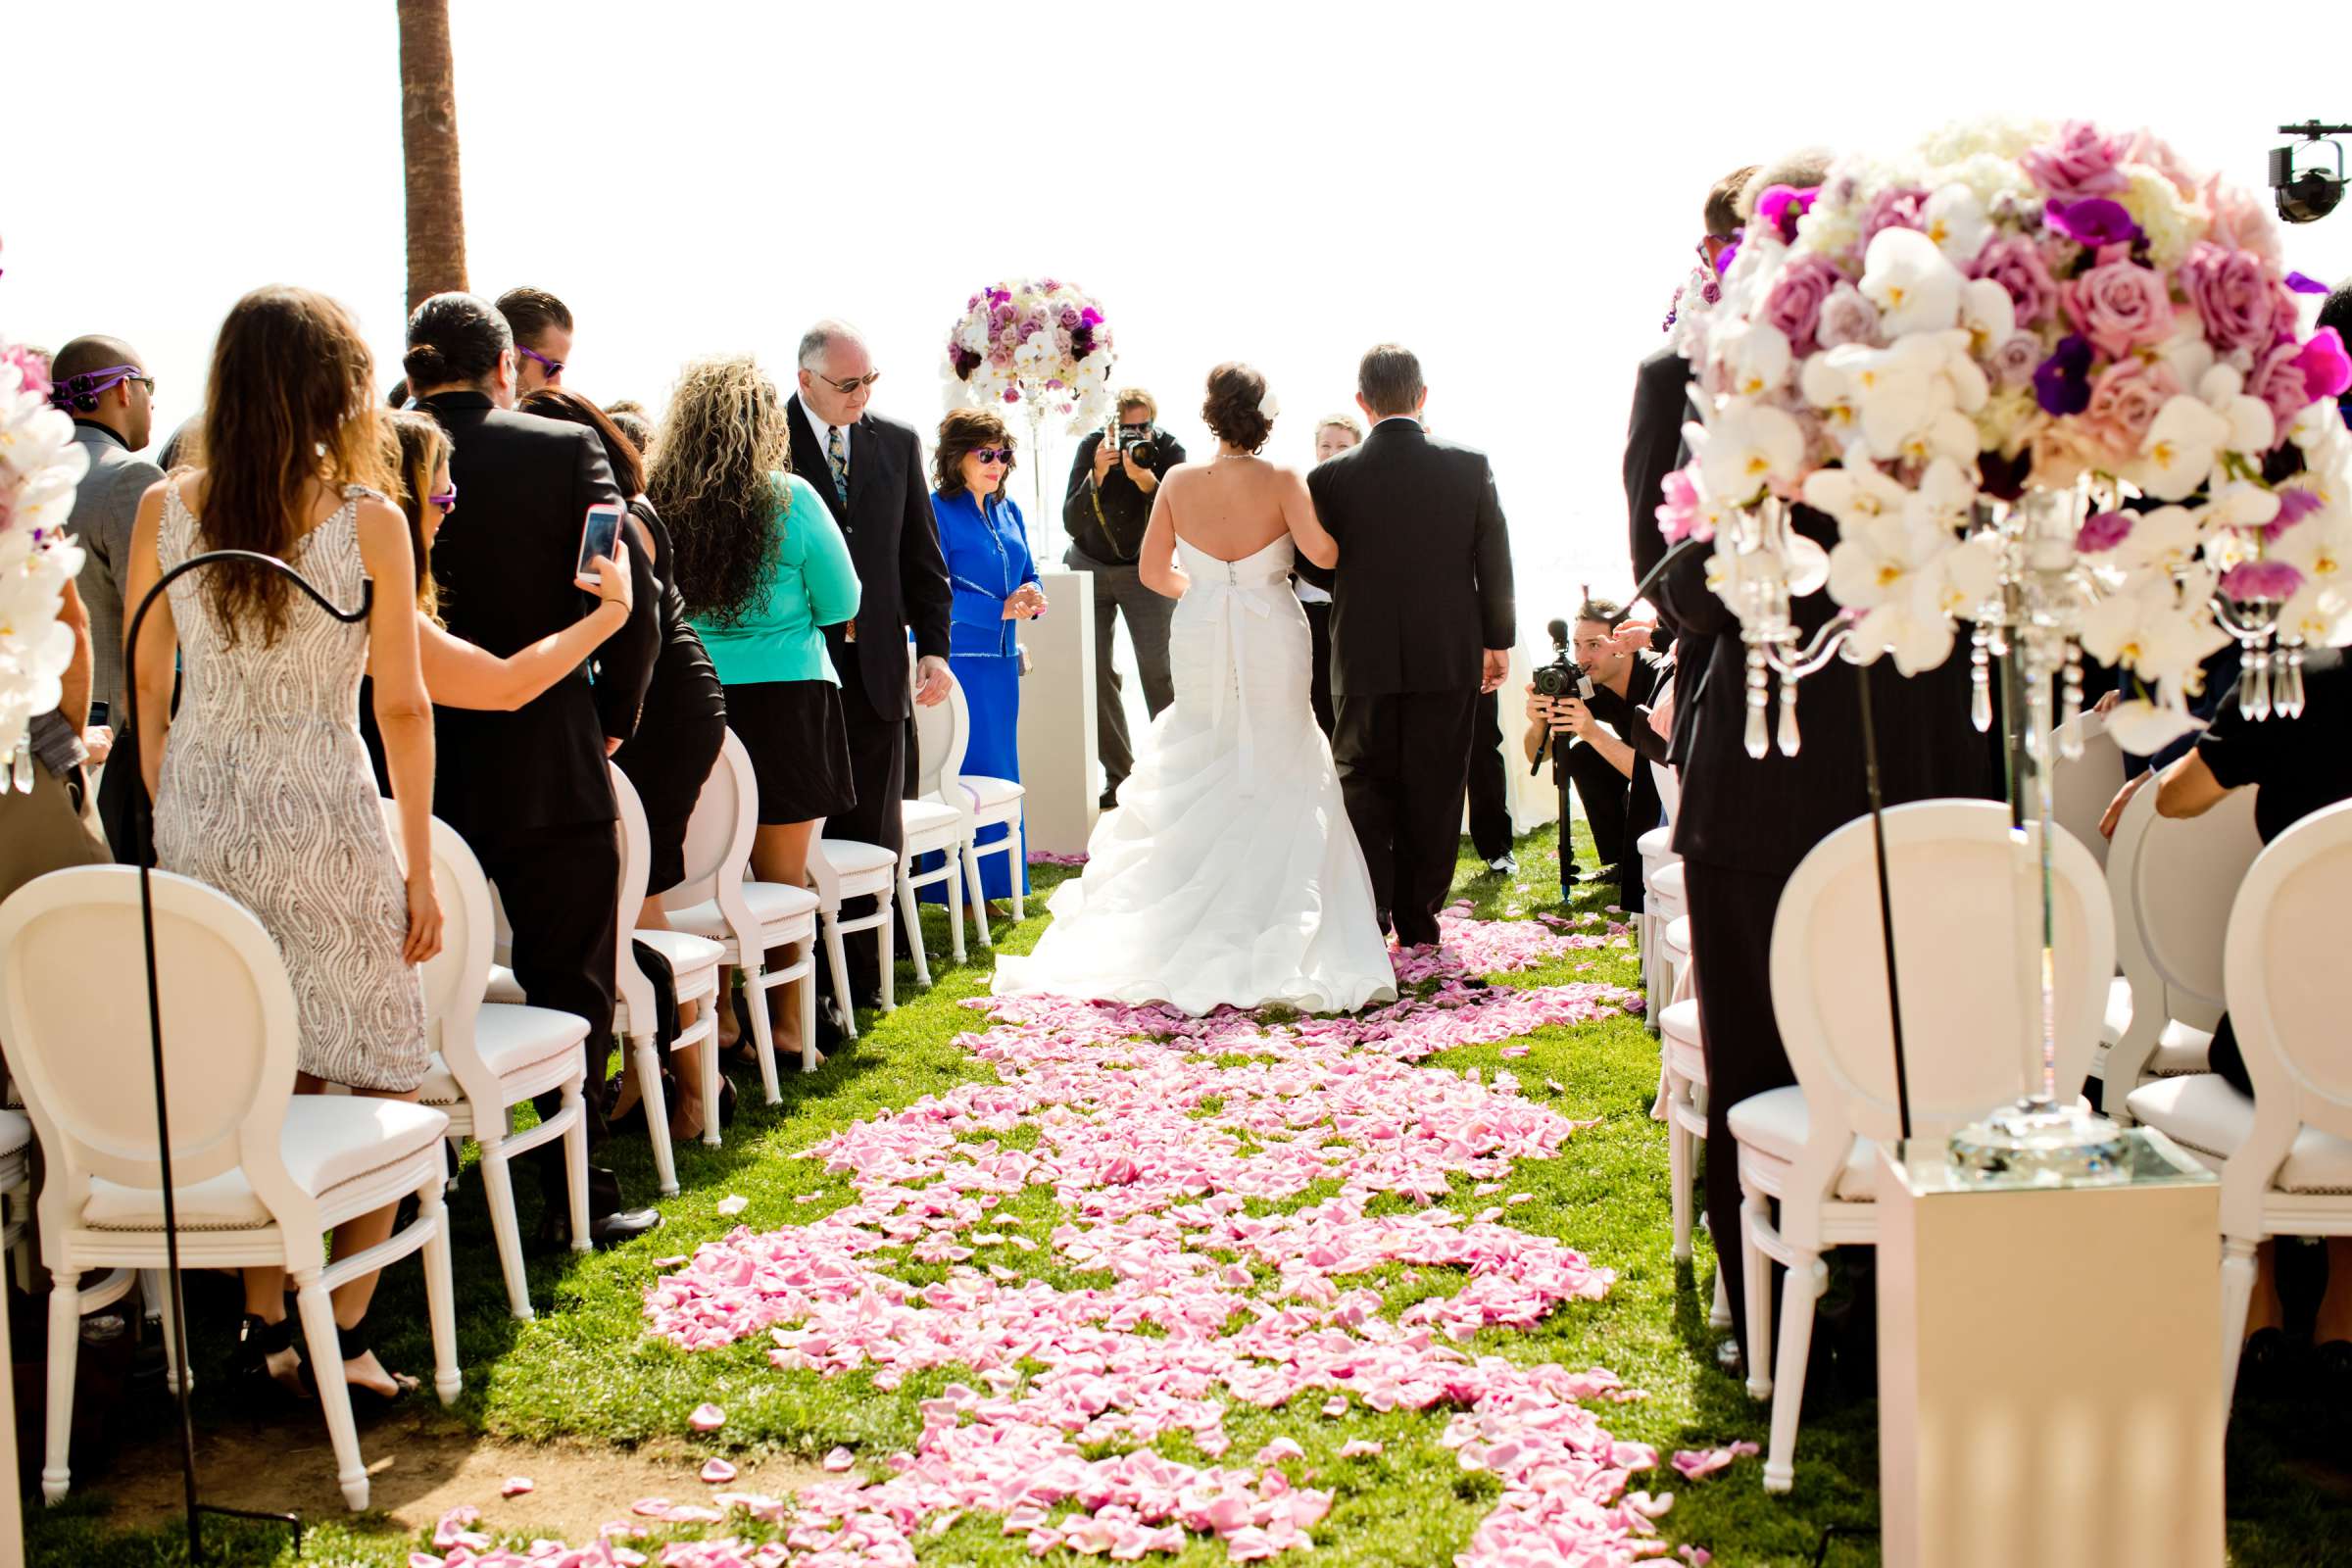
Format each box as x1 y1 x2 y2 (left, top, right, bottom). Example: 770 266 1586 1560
1716 497 1856 761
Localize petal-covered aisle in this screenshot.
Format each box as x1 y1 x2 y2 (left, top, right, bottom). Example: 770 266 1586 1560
414 900 1760 1568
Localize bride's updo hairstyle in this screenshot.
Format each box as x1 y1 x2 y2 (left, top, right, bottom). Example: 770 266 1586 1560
1200 362 1273 454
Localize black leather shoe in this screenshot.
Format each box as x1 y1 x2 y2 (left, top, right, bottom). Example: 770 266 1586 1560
1098 787 1120 810
538 1202 662 1250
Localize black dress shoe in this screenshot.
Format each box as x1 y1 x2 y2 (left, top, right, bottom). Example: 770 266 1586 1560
1099 787 1120 810
537 1203 662 1250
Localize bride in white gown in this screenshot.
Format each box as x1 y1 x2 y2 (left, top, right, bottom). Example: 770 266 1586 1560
993 365 1397 1016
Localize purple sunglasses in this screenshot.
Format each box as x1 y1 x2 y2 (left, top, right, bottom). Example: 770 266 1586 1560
516 344 564 378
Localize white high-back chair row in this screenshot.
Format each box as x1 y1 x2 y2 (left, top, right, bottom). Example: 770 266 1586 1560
2123 800 2352 1413
1731 801 2113 1494
0 866 462 1511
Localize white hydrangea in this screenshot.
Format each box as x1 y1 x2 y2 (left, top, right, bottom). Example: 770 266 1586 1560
2118 164 2201 270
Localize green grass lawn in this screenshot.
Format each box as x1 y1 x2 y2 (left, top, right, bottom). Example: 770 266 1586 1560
27 824 2350 1565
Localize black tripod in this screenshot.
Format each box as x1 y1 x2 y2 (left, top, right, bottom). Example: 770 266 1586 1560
113 549 368 1562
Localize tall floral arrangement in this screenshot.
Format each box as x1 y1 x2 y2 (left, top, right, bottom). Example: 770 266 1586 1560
1664 118 2352 750
940 278 1116 433
0 326 90 767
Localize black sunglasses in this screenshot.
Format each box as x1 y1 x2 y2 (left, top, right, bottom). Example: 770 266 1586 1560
971 447 1013 464
813 370 882 395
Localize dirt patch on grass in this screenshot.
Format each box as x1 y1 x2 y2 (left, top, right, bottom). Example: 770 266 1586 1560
91 1411 827 1545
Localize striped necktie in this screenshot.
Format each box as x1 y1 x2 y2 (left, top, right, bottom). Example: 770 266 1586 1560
826 425 850 509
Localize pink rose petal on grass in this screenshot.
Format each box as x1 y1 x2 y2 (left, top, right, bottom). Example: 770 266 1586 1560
1339 1439 1385 1458
714 1194 750 1216
688 1402 726 1432
1671 1441 1760 1480
700 1458 737 1484
499 1475 534 1497
1498 1045 1530 1058
822 1446 857 1472
1255 1437 1305 1464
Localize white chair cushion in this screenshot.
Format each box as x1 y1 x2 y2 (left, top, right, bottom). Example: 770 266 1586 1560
1637 824 1676 863
2098 978 2213 1080
1660 915 1692 964
1648 859 1688 909
2125 1074 2352 1194
1726 1086 1877 1200
1659 998 1706 1087
417 1004 588 1108
819 839 898 877
667 880 820 944
484 963 525 1005
903 799 964 840
634 928 723 976
0 1107 28 1161
84 1098 451 1231
961 775 1024 810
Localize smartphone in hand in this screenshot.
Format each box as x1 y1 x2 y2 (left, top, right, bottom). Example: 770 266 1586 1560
576 502 626 589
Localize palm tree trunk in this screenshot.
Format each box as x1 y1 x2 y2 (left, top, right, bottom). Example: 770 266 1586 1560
397 0 467 311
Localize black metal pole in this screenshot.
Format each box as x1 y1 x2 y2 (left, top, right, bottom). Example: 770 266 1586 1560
1852 659 1913 1143
121 549 363 1562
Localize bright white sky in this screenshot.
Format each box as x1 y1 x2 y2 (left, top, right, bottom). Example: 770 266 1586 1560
13 0 2352 635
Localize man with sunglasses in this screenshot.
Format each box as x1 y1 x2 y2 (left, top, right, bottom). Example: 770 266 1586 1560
496 285 572 394
785 318 954 1011
50 335 165 858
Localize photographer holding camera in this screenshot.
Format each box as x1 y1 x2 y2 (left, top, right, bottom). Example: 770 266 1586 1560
1522 599 1666 896
1063 387 1189 808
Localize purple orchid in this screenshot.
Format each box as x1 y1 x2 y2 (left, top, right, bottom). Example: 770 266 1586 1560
2033 334 2096 416
2044 197 2141 250
2286 270 2332 295
2077 511 2134 553
1754 186 1817 245
2268 486 2326 541
2221 560 2306 602
1713 231 1741 276
2297 327 2352 402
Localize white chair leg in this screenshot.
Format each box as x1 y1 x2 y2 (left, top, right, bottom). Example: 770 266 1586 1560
1009 816 1026 922
1709 1266 1734 1331
417 1177 463 1405
964 839 993 948
822 915 858 1041
475 1139 534 1321
876 901 896 1015
700 1006 725 1145
739 961 783 1105
1762 1252 1827 1494
42 1273 80 1502
563 1079 592 1252
799 943 818 1073
150 1270 190 1397
444 1135 464 1195
897 869 931 989
634 1032 678 1198
294 1274 369 1511
947 846 967 964
2221 1235 2261 1414
1668 1099 1693 1263
1741 1177 1775 1401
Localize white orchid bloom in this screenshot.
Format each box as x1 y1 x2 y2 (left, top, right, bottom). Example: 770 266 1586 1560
1959 277 2017 361
1697 398 1807 504
2278 580 2352 647
2108 505 2205 572
2079 572 2231 685
1903 457 1980 533
1827 510 1968 673
1800 451 1911 534
2104 695 2207 754
2195 364 2278 456
1715 319 1794 399
1922 183 1992 268
2157 320 2216 395
2135 396 2231 501
1858 226 1965 336
2272 511 2349 593
2203 480 2282 533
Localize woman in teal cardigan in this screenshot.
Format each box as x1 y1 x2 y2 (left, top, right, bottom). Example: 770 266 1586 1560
654 354 859 1066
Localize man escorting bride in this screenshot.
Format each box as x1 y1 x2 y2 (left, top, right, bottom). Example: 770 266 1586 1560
994 350 1514 1015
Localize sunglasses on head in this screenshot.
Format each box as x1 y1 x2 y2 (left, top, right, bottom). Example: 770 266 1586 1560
971 447 1012 464
516 344 564 377
813 369 882 395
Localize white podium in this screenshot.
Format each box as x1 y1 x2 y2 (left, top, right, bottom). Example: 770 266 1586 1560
1014 568 1100 858
1877 1131 2223 1568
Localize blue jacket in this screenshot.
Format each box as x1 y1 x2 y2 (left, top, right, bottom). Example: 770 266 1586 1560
931 487 1041 660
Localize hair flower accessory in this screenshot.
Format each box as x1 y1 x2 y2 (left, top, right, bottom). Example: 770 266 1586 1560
1258 387 1281 422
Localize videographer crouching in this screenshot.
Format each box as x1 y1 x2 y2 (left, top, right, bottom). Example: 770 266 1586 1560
1063 388 1188 808
1522 599 1667 897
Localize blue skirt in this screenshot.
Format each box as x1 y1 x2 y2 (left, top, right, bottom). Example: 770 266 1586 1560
920 654 1030 902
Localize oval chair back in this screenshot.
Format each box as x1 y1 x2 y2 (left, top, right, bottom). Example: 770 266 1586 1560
663 730 760 917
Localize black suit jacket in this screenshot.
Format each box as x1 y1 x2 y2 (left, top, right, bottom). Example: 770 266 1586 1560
786 397 952 721
1299 418 1514 696
415 391 658 839
1656 502 1998 876
1626 343 1694 610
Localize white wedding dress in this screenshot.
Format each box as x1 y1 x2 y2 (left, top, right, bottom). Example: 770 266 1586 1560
993 533 1397 1016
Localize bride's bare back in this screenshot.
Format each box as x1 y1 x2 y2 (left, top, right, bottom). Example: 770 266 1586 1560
1137 453 1337 597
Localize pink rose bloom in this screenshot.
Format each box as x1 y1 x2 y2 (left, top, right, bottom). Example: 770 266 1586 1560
1858 186 1930 246
1815 282 1881 349
2062 251 2176 360
2123 128 2205 197
1968 236 2062 329
2247 340 2318 436
2082 358 2180 460
2179 243 2289 354
2022 120 2130 199
1760 255 1842 355
1990 332 2045 389
2202 173 2284 268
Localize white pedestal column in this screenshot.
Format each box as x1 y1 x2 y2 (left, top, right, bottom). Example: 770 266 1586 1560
1877 1132 2224 1568
1015 568 1099 858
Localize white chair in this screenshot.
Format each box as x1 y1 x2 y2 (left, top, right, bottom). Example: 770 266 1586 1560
2046 710 2127 872
944 679 1029 940
1644 860 1689 1022
808 820 900 1042
387 804 592 1319
1731 801 2112 1493
1656 965 1732 1334
0 866 461 1511
0 1108 30 1291
2098 784 2261 1117
2125 801 2352 1413
902 678 974 973
662 733 819 1091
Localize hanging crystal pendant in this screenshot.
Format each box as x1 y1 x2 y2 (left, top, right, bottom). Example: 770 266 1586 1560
1777 674 1802 757
2059 649 2084 758
1744 649 1771 760
10 734 30 795
1969 625 1993 733
2279 640 2308 718
2245 639 2274 722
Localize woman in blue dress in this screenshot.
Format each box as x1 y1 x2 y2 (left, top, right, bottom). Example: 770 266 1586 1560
927 408 1046 912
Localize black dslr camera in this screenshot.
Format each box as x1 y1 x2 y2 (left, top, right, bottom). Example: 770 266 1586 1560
1529 618 1594 775
1116 422 1159 466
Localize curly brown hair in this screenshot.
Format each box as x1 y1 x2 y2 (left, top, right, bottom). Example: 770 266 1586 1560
933 407 1016 496
384 409 448 617
647 353 792 627
1200 363 1272 453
